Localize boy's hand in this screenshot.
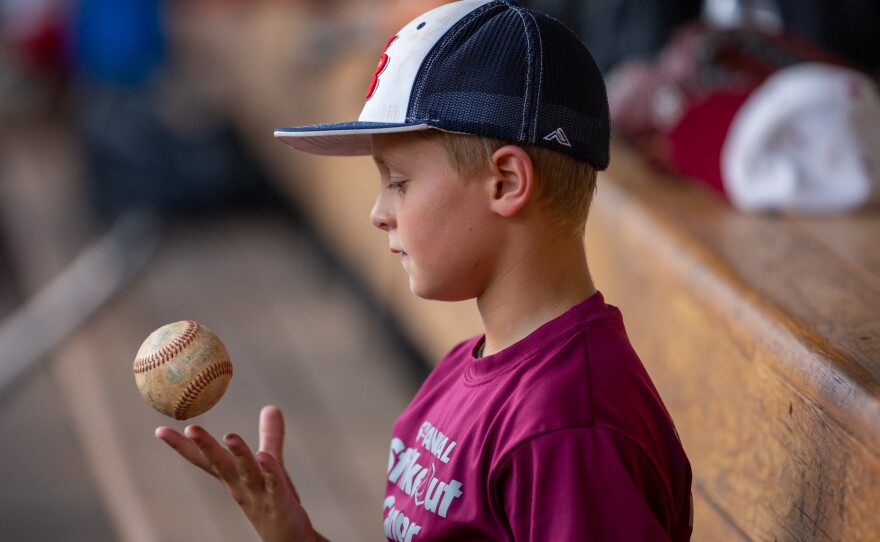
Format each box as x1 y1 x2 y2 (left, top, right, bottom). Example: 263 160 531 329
155 405 326 542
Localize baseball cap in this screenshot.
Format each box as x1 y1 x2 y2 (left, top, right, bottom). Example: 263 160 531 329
721 63 880 213
274 0 610 170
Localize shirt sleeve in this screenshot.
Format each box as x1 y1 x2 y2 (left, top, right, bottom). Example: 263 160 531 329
492 426 676 541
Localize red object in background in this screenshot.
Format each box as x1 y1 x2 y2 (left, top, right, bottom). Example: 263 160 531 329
607 21 853 200
666 89 752 195
4 7 69 79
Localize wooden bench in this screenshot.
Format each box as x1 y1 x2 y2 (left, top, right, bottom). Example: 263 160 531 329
588 144 880 540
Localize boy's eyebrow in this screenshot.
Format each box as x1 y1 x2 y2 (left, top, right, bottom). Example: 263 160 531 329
372 150 406 172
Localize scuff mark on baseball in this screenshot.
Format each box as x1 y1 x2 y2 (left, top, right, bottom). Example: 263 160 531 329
133 320 233 420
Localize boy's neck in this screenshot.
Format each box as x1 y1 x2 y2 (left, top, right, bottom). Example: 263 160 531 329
476 232 596 357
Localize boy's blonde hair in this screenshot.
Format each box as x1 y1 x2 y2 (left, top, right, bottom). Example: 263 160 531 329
419 130 598 235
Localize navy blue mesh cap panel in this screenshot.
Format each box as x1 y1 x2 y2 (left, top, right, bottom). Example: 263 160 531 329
531 11 610 169
406 0 610 169
410 2 534 143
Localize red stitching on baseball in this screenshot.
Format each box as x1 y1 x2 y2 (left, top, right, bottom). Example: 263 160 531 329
173 360 233 420
132 321 200 374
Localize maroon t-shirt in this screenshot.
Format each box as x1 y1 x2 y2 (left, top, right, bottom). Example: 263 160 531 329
383 292 693 541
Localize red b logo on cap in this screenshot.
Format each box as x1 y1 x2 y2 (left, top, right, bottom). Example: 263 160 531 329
366 35 398 100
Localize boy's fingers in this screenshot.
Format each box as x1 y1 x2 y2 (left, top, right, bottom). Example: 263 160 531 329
259 405 286 467
224 433 264 492
184 425 238 481
256 452 281 492
256 451 301 503
155 426 213 476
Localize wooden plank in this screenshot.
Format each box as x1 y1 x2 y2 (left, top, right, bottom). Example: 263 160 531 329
787 212 880 292
593 144 880 448
0 120 125 541
692 485 749 542
586 143 880 540
0 370 116 542
674 211 880 390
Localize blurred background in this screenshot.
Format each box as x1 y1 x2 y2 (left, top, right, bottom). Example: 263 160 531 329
0 0 878 540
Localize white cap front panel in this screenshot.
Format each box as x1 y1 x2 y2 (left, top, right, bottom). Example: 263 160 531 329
359 0 491 124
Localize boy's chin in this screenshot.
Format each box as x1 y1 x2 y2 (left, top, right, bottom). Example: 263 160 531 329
408 277 474 303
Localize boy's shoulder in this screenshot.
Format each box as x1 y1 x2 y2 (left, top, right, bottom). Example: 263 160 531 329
427 293 634 400
421 294 674 448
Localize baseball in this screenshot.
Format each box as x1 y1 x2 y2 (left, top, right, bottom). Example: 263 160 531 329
133 320 233 420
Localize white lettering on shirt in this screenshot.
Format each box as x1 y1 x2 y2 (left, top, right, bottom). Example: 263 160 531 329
384 496 422 542
387 442 464 518
417 420 457 463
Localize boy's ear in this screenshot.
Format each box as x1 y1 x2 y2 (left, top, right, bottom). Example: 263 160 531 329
488 145 534 218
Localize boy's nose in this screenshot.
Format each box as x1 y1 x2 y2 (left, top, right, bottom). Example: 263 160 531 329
370 195 393 231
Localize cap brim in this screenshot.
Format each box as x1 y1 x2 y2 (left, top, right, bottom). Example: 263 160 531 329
274 121 432 156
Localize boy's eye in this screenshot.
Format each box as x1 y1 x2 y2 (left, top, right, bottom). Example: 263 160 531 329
387 180 408 193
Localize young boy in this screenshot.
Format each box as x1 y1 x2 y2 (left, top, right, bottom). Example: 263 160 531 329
156 1 693 540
